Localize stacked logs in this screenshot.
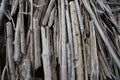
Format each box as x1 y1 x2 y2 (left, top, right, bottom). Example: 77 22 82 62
0 0 120 80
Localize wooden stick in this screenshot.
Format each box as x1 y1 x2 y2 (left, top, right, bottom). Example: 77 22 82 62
33 18 41 70
65 0 75 80
29 0 35 76
90 21 99 80
13 12 21 63
19 0 26 54
41 26 52 80
75 0 84 35
6 22 16 80
69 1 84 80
82 0 120 69
48 6 56 27
61 0 67 80
42 0 55 26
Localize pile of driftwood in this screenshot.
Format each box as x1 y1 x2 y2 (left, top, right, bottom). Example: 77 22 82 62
0 0 120 80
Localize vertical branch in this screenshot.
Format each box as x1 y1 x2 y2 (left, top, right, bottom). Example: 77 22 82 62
41 26 52 80
90 21 99 80
75 0 84 35
29 0 35 75
61 0 67 80
6 22 16 80
33 18 41 70
19 0 26 54
65 0 75 80
13 12 21 63
70 1 84 80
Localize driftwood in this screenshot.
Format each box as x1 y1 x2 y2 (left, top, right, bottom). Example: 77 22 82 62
33 18 41 70
1 0 120 80
65 0 75 80
13 11 21 63
61 0 67 80
41 26 52 80
82 0 120 69
42 0 55 26
70 1 84 80
6 22 16 80
19 0 26 55
90 21 99 80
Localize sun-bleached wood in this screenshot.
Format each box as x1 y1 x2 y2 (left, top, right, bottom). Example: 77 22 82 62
33 18 41 70
70 1 84 80
6 22 16 80
90 21 99 80
42 0 55 26
13 12 21 63
41 26 52 80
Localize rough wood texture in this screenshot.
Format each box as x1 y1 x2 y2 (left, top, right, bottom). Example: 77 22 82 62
13 12 21 63
0 0 120 80
33 18 41 70
70 1 84 80
41 26 52 80
90 21 99 80
6 22 16 80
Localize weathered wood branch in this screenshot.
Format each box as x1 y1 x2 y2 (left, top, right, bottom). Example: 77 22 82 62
65 0 75 80
42 0 55 26
82 0 120 69
61 0 67 80
6 22 16 80
90 21 99 80
13 12 21 63
33 18 41 70
19 0 26 55
70 1 84 80
41 26 52 80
